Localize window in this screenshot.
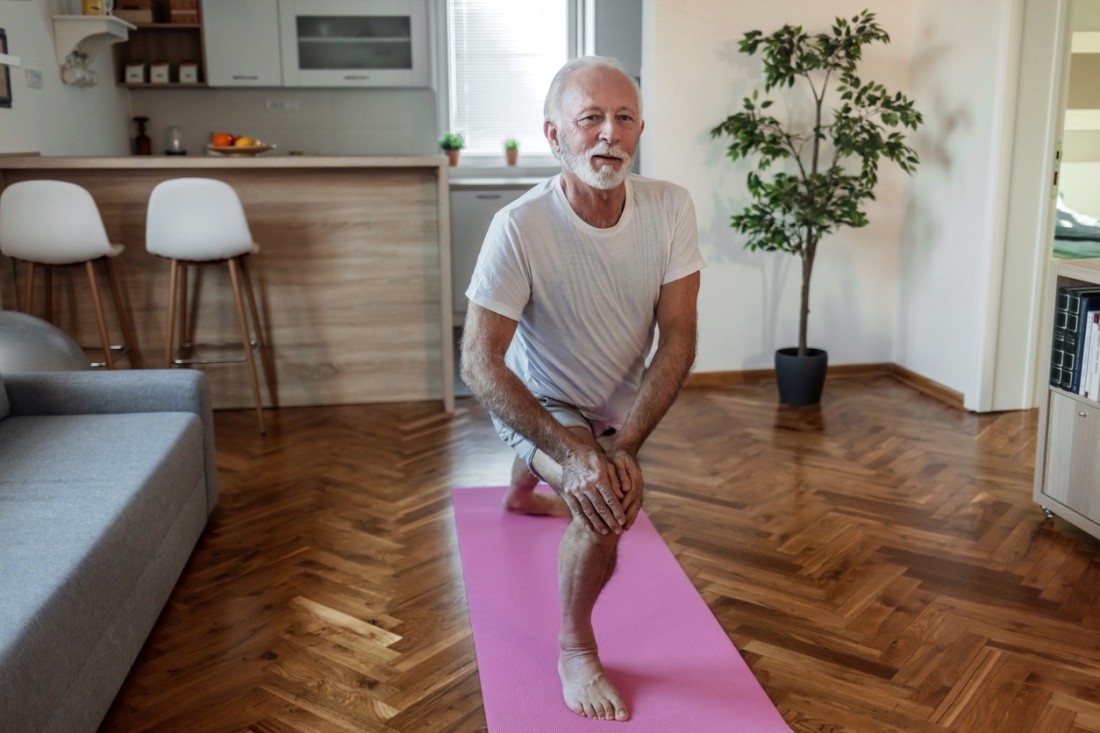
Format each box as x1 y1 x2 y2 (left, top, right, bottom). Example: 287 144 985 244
447 0 573 159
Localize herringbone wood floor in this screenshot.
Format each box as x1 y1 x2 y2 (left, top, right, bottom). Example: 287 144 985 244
97 376 1100 733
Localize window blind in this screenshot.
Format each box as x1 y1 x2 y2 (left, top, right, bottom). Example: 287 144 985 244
448 0 570 158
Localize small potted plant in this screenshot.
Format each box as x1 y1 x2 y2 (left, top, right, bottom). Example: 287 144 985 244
440 133 465 166
504 139 519 166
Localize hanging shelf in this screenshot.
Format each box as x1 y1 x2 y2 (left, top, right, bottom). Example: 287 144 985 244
51 15 136 67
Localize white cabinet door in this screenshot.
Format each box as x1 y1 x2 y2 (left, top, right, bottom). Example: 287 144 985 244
202 0 283 86
1044 391 1100 520
278 0 429 87
450 187 528 318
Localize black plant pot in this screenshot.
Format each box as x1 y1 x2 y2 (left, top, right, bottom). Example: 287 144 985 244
775 347 828 405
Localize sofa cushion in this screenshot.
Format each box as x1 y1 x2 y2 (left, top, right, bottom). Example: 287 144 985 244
0 411 204 733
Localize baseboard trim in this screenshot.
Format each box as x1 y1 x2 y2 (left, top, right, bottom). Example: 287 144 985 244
884 364 966 411
685 362 966 411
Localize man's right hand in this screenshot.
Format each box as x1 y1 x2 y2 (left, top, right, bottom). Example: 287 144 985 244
560 448 626 535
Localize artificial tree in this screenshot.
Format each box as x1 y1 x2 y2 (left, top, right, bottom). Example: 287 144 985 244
710 10 923 361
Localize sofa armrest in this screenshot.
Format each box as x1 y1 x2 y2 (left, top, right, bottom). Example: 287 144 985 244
4 369 220 512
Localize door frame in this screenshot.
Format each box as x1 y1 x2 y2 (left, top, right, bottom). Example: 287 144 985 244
977 0 1074 412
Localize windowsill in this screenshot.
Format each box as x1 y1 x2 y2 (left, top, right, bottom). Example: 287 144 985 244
447 156 559 187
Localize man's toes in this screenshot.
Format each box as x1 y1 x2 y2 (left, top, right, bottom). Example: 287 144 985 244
616 707 629 721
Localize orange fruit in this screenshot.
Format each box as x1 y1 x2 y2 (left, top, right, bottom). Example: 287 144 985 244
211 132 233 147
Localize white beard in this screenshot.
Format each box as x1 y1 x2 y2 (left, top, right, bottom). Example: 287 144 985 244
558 135 634 190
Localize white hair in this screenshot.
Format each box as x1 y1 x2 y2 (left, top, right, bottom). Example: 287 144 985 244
543 56 642 126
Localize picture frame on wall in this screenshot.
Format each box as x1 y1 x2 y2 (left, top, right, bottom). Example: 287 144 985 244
0 30 12 109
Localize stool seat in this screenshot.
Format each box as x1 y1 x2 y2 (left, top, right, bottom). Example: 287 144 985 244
0 181 121 264
146 178 261 261
0 180 140 369
146 177 276 433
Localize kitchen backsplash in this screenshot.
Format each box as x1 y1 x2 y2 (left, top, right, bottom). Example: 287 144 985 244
129 87 438 157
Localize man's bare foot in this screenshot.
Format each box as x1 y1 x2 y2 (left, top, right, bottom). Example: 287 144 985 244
558 649 629 721
503 489 571 518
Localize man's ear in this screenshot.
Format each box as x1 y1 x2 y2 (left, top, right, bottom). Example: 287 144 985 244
544 119 560 154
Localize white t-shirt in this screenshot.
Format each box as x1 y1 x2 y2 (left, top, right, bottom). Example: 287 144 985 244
466 174 705 429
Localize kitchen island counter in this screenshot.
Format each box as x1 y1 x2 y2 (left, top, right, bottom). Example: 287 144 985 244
0 155 454 411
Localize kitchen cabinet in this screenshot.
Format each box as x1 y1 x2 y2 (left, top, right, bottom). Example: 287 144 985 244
278 0 430 88
201 0 282 86
450 183 532 320
1034 258 1100 539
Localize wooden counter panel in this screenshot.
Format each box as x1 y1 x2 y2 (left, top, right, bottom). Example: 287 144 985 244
0 166 448 409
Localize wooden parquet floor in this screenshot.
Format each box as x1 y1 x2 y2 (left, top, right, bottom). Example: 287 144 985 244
97 375 1100 733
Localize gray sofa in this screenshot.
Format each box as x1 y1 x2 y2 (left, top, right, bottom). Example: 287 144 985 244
0 369 218 733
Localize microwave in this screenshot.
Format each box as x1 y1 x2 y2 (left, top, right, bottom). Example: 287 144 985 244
277 0 430 87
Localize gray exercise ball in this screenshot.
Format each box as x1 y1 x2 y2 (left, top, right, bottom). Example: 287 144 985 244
0 311 89 373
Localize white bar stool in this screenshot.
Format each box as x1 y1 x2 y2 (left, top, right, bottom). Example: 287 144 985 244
146 177 276 433
0 180 142 369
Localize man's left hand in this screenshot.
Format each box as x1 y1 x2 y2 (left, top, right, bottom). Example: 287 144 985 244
606 446 644 530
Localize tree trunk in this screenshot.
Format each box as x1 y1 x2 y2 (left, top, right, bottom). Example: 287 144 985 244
799 238 817 356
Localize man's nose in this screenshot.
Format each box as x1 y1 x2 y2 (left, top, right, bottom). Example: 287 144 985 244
598 117 619 144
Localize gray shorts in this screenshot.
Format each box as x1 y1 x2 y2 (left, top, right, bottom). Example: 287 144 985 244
490 396 615 468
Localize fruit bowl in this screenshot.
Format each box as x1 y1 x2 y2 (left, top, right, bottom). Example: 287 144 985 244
207 143 275 157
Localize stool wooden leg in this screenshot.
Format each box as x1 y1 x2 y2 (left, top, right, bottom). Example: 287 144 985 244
43 267 54 324
105 257 142 368
178 262 190 359
239 257 277 407
165 259 180 368
228 257 265 434
21 261 35 314
85 260 115 369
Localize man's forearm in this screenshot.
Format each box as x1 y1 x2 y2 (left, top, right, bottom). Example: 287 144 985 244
464 357 589 466
613 331 696 456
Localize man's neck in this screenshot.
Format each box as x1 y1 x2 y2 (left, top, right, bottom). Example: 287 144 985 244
559 170 627 229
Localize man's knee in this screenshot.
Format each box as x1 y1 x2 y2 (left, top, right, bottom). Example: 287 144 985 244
570 516 623 548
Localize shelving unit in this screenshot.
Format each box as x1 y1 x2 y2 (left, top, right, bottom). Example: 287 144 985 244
115 22 205 87
1034 257 1100 539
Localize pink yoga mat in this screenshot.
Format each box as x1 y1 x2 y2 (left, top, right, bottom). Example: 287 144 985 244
452 486 793 732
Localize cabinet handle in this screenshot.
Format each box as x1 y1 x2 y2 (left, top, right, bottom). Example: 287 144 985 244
344 75 371 80
232 75 259 80
1080 411 1088 418
475 194 503 200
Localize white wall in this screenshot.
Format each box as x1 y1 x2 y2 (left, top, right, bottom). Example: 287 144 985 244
1062 163 1100 216
641 0 1016 408
0 1 131 155
895 0 1015 408
642 0 915 373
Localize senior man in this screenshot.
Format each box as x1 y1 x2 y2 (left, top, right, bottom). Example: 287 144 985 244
461 56 704 722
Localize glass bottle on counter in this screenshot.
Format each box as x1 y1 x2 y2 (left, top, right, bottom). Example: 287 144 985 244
133 116 151 156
